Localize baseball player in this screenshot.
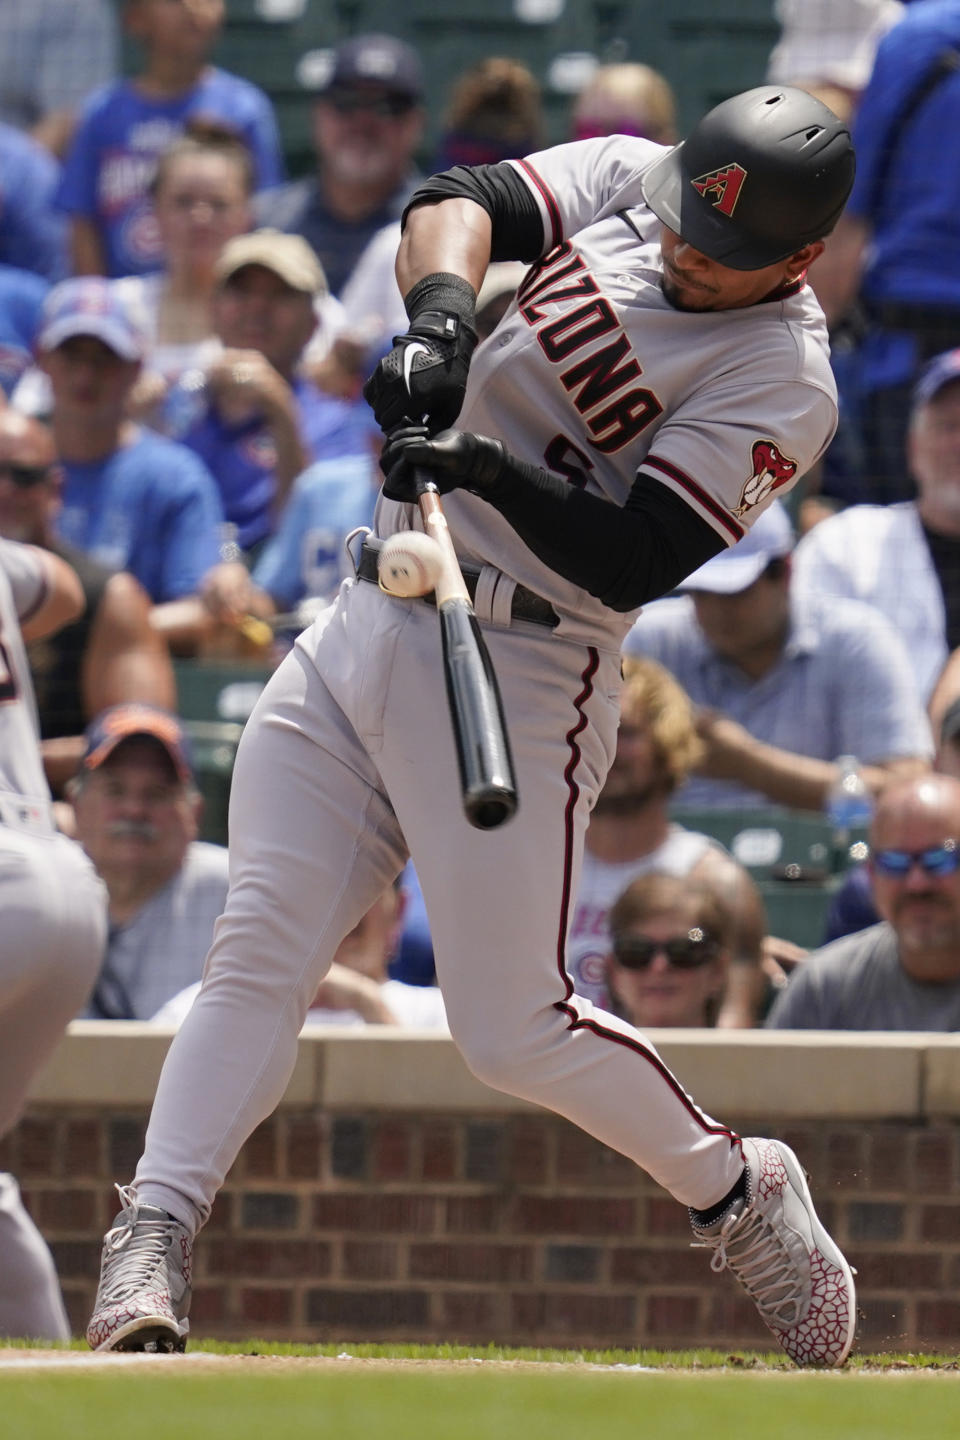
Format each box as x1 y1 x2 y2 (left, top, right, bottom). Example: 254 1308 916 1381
0 536 106 1337
88 86 858 1366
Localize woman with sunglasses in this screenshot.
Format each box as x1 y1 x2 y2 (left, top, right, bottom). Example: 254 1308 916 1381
607 874 732 1030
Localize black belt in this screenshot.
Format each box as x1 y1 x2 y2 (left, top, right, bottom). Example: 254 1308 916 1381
356 537 559 629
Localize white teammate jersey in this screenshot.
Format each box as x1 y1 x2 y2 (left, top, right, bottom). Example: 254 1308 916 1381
375 135 838 651
0 539 55 832
567 826 713 1007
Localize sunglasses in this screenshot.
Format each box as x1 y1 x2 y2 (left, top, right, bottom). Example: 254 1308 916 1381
871 840 960 877
325 90 416 118
611 928 720 971
0 463 52 489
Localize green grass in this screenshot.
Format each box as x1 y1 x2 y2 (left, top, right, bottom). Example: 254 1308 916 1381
2 1360 960 1440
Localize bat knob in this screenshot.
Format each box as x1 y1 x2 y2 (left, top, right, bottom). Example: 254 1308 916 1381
465 785 518 831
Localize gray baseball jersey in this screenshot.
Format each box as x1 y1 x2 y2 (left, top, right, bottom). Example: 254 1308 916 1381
376 136 838 651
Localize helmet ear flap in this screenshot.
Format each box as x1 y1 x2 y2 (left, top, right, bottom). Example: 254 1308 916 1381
641 85 856 271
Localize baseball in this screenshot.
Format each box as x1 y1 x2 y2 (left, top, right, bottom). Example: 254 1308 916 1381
377 531 444 598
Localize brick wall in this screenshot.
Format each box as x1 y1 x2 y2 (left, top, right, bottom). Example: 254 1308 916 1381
6 1091 960 1352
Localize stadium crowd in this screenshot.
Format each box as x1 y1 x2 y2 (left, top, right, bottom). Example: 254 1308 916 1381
4 0 960 1339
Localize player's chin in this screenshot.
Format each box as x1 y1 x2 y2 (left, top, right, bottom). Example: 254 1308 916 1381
661 279 720 313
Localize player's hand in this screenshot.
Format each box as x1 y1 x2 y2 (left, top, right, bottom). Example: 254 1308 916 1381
380 426 506 503
363 326 477 434
362 272 478 434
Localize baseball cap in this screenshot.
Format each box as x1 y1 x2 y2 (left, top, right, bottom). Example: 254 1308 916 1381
311 33 423 103
214 229 328 297
678 500 794 594
37 277 148 361
81 704 193 783
912 349 960 411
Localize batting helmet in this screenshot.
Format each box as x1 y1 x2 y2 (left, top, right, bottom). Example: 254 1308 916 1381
641 86 855 271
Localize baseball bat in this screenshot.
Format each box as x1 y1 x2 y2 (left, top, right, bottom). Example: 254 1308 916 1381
415 473 519 830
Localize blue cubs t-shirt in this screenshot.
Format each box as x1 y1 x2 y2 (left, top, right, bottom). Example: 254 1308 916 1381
0 264 48 397
57 68 285 278
0 122 67 282
55 431 225 602
167 377 377 553
252 453 377 610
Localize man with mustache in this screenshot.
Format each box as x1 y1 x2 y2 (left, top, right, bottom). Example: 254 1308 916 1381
767 772 960 1028
68 702 229 1020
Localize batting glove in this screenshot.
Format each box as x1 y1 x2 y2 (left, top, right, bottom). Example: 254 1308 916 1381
381 426 507 504
362 273 478 435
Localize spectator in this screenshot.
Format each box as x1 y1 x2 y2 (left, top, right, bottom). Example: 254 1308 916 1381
766 0 904 109
813 0 960 502
624 500 933 810
163 229 375 560
246 451 378 626
34 277 240 650
570 62 677 144
0 0 117 157
434 55 544 172
316 56 539 396
569 656 768 1026
116 121 255 394
0 409 175 800
792 348 960 702
69 703 230 1021
58 0 284 279
0 266 50 401
154 879 448 1030
263 33 425 299
0 123 68 282
823 696 960 944
606 873 733 1029
768 772 960 1028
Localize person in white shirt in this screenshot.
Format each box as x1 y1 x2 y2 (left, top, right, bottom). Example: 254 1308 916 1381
792 348 960 702
153 877 448 1032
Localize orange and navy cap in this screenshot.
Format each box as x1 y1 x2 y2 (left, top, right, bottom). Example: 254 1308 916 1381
81 704 193 782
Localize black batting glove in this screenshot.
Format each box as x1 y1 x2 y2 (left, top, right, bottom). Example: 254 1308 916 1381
381 426 508 505
362 273 478 435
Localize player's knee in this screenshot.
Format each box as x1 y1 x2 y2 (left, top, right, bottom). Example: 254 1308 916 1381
450 1016 553 1096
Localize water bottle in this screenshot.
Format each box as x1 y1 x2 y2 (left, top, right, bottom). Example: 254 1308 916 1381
825 755 873 871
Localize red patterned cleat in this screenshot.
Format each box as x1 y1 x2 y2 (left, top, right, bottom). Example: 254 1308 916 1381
691 1137 856 1367
86 1185 192 1352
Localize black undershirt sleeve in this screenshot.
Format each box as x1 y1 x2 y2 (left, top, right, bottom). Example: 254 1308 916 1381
481 460 726 609
401 162 547 262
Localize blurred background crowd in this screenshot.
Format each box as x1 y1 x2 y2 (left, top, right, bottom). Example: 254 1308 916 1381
4 0 960 1048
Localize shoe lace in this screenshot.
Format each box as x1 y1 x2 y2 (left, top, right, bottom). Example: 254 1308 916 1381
694 1205 804 1330
100 1185 181 1303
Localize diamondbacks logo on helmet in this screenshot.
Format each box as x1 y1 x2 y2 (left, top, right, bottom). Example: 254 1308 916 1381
735 439 798 516
691 162 747 217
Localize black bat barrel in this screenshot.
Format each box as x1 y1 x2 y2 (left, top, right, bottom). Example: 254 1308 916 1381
438 600 518 829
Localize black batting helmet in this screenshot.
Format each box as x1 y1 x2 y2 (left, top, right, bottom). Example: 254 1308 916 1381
641 86 855 271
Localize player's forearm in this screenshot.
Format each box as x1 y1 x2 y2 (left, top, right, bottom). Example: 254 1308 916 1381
480 456 722 608
396 199 492 300
263 404 308 512
69 215 107 277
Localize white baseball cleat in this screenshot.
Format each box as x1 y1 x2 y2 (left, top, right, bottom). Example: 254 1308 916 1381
86 1185 192 1352
691 1137 856 1367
